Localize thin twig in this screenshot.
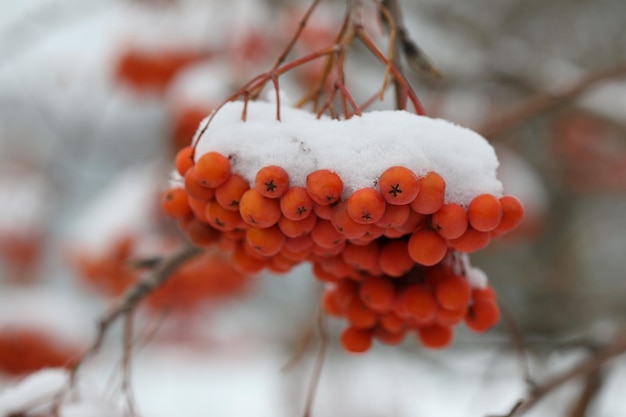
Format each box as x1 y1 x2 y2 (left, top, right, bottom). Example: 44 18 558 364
477 63 626 139
296 7 352 111
249 0 321 101
493 331 626 417
273 0 321 70
355 27 425 114
566 367 603 417
69 245 202 386
121 313 137 417
379 0 441 80
302 309 328 417
499 303 534 388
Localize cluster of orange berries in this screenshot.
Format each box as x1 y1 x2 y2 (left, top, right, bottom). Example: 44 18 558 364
116 48 208 93
70 234 252 312
163 145 524 353
0 328 78 376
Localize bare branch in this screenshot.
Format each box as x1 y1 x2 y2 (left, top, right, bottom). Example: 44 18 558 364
69 245 202 386
302 309 328 417
493 330 626 417
478 63 626 139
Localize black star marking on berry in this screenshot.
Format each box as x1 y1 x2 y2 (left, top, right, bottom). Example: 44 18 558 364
389 184 402 197
215 218 225 227
296 206 307 216
362 213 372 221
265 180 277 193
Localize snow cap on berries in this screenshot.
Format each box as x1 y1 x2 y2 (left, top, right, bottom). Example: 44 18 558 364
194 101 502 205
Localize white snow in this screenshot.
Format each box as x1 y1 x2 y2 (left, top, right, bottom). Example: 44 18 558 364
0 169 52 234
0 368 68 416
65 162 166 255
194 101 503 205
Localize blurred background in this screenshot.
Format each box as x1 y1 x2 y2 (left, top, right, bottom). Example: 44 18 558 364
0 0 625 416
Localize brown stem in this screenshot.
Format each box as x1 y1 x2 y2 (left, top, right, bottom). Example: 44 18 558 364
500 302 534 387
337 80 362 117
493 331 626 417
69 245 202 386
302 309 328 417
296 9 352 112
477 63 626 139
566 368 603 417
355 28 425 115
122 312 137 416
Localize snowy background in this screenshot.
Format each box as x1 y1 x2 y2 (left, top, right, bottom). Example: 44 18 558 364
0 0 625 416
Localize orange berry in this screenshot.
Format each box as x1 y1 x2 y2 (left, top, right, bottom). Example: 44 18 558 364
255 165 290 198
268 253 294 274
465 298 500 333
215 173 250 211
277 214 317 238
284 234 314 252
205 200 245 231
435 274 471 310
341 327 372 354
330 201 370 239
373 326 405 345
472 286 496 301
184 168 215 201
218 234 239 253
359 224 386 242
375 204 410 228
175 145 194 176
332 280 358 311
306 169 343 205
246 226 285 257
187 197 209 222
378 166 420 205
341 241 380 273
280 246 310 263
407 229 447 266
231 244 267 274
162 188 191 218
311 219 345 248
319 255 353 279
239 189 282 228
194 151 231 188
410 172 445 214
346 297 377 329
347 188 386 224
418 324 453 349
359 275 395 313
397 285 437 323
393 210 428 235
182 217 219 247
431 203 468 240
492 195 524 234
280 186 314 220
378 240 414 277
313 202 334 220
468 194 502 232
312 262 339 283
310 240 346 258
379 313 406 334
322 288 344 317
449 227 490 253
436 306 467 326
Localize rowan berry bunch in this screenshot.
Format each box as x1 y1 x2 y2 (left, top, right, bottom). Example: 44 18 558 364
160 1 525 354
162 102 524 353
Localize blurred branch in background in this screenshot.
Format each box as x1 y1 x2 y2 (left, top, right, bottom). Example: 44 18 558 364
478 62 626 139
